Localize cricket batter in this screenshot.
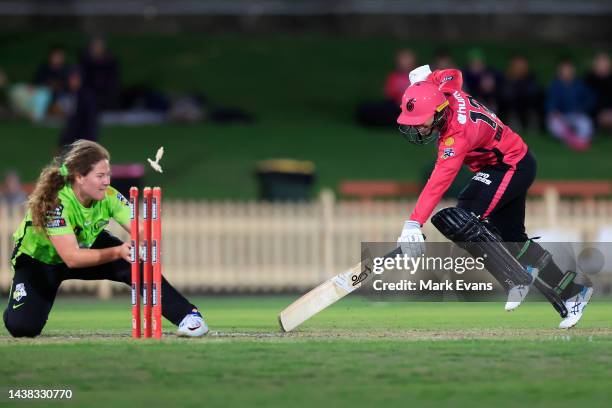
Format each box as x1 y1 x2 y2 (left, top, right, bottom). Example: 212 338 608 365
395 65 592 328
4 140 208 337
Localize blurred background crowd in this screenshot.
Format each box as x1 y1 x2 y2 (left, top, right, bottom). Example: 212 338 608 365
357 48 612 151
0 35 254 149
0 0 611 204
3 42 611 152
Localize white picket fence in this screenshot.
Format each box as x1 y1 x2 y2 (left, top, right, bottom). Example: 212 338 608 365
1 189 612 297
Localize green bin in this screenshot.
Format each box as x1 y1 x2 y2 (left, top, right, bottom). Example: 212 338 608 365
256 159 316 201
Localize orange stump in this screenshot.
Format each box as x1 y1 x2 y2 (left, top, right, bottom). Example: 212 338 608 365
152 187 163 339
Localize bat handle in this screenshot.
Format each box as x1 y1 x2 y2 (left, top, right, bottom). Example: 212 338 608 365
385 247 403 258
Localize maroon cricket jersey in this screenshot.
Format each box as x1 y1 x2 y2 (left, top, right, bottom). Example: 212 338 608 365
409 69 528 225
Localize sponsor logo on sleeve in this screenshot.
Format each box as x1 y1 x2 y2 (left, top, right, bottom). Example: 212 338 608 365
46 204 64 218
45 204 67 228
441 148 455 160
444 137 455 146
46 218 67 228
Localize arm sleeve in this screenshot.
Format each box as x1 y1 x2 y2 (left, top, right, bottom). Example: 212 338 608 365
427 69 464 93
409 133 469 225
107 186 131 226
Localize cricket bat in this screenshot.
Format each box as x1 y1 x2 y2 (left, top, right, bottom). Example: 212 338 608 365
278 247 401 332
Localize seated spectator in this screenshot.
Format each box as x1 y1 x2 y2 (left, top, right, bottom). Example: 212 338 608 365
6 68 52 122
546 58 596 151
356 49 417 127
462 48 504 113
80 35 121 111
383 49 416 104
33 44 68 114
502 54 544 131
0 170 27 208
585 52 612 130
58 67 98 148
432 48 455 70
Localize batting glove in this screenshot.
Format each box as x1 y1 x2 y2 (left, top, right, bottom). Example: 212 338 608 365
397 220 426 257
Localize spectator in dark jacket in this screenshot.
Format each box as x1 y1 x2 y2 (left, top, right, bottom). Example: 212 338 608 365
585 52 612 130
546 58 596 151
34 45 68 94
58 67 98 148
462 48 505 113
80 36 120 111
502 54 544 131
33 45 68 115
432 48 455 70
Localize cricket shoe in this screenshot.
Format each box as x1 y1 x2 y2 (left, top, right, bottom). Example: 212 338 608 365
559 286 594 329
177 309 209 337
505 266 539 312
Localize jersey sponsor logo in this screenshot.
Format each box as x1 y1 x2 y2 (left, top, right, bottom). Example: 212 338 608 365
442 75 454 82
452 91 467 124
444 137 455 146
472 172 492 185
441 148 455 160
46 218 66 228
13 283 27 302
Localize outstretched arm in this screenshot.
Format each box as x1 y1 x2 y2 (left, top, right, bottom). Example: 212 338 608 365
49 233 131 268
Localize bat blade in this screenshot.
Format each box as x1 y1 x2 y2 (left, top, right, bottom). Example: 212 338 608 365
278 247 402 332
278 262 364 332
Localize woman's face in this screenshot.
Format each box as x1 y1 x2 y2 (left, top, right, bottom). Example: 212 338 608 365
75 159 111 203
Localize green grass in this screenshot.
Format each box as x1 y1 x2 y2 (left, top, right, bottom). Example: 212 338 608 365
1 32 611 198
1 297 612 407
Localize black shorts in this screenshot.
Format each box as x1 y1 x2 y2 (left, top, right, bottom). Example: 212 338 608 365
457 150 537 242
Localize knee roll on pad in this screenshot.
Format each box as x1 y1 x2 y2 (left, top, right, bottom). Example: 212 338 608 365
431 207 533 290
